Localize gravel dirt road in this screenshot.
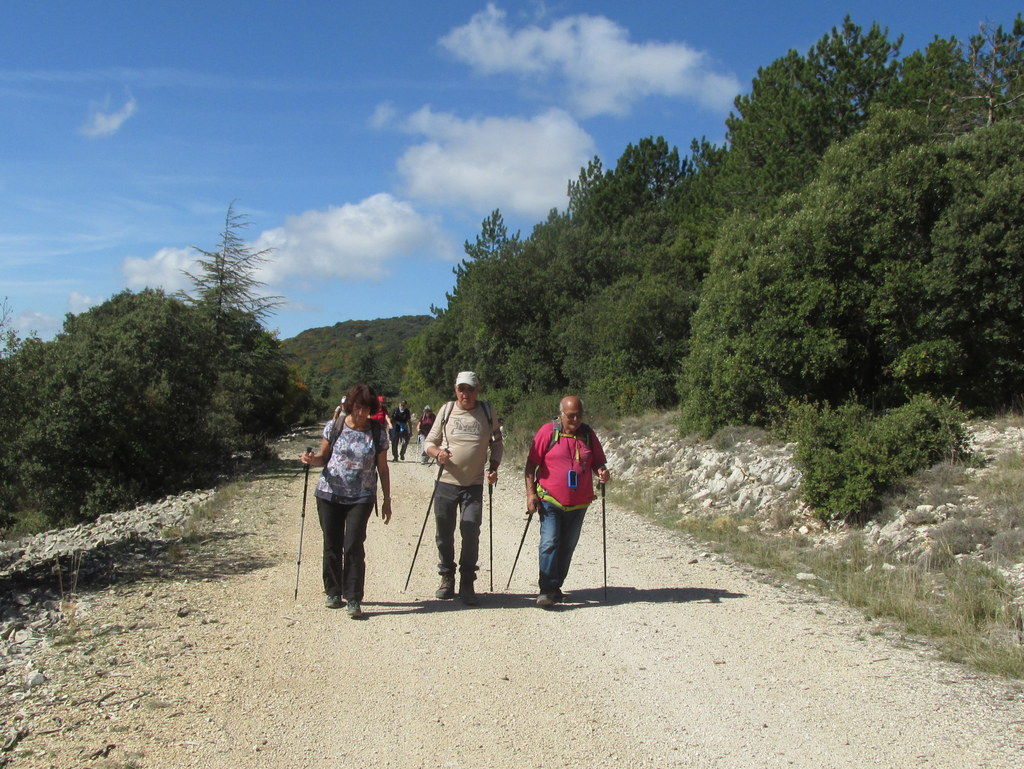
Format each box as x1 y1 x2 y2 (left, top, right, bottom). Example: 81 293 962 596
15 430 1024 768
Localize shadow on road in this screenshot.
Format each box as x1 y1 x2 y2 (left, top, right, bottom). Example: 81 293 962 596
355 584 746 617
559 585 747 607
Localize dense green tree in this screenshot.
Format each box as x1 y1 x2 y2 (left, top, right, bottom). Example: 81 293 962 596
18 290 223 524
722 17 903 211
679 108 1024 434
925 119 1024 406
205 307 298 446
0 300 29 524
680 111 940 431
568 138 687 231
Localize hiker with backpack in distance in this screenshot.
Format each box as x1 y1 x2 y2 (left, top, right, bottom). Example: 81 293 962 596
524 396 610 608
423 371 503 605
417 405 435 464
300 383 392 619
390 400 412 461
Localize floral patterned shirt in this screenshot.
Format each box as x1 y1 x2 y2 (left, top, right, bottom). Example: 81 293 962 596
314 420 388 504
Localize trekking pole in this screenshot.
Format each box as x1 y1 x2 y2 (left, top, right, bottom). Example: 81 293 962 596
506 511 533 590
294 448 312 601
404 463 445 591
601 482 607 601
488 482 494 592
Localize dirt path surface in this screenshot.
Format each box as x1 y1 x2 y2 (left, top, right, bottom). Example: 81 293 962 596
13 431 1024 768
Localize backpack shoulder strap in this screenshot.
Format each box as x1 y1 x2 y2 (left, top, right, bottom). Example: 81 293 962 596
438 400 455 446
371 420 386 454
329 416 386 454
546 421 591 451
327 414 345 447
546 419 561 451
580 423 591 446
442 400 455 424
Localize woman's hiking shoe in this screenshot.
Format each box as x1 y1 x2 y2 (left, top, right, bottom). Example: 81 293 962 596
346 600 363 618
435 574 456 599
325 595 343 609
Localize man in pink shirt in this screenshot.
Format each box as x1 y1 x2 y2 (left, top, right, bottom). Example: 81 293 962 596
524 396 611 607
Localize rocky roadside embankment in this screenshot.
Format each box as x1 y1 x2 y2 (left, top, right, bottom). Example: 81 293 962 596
599 417 1024 609
1 491 216 756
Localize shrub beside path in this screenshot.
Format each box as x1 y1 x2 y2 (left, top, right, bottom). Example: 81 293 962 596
4 428 1022 768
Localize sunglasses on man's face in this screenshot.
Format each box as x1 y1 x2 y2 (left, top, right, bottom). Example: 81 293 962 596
457 385 476 393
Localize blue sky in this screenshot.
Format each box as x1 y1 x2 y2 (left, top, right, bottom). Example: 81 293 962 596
3 1 1021 341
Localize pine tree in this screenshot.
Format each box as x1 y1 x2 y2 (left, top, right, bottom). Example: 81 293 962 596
181 203 282 330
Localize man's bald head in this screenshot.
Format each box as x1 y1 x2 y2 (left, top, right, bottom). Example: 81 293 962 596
558 396 584 434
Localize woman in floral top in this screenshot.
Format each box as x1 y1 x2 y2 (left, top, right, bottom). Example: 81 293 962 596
301 383 392 618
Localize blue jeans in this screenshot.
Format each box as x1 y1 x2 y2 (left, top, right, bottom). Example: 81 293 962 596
537 500 588 592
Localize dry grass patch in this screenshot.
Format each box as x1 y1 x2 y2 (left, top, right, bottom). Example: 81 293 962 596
975 451 1024 530
618 476 1024 679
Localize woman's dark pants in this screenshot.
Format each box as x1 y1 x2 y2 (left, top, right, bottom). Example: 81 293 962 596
316 497 374 601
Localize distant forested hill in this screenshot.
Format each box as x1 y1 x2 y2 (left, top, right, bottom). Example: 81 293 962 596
282 315 432 402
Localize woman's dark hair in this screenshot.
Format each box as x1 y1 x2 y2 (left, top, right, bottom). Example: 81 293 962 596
343 383 379 415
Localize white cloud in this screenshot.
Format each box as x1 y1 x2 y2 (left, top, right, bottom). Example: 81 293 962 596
68 291 98 314
440 3 740 117
396 107 594 218
80 95 138 138
251 194 457 284
121 196 456 301
122 246 197 294
13 310 59 338
370 101 398 128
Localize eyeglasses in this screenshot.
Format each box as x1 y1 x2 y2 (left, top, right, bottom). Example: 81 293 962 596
562 412 582 419
457 385 476 393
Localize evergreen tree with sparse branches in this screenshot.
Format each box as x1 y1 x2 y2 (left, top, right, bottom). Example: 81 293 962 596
181 202 283 329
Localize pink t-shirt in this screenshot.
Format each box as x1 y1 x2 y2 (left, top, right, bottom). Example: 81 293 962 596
527 421 607 508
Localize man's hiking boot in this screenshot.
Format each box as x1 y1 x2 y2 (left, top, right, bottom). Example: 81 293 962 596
325 595 343 609
459 579 478 606
435 574 456 600
537 589 563 608
346 600 363 619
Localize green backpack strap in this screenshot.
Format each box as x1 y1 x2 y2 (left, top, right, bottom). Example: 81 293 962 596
546 421 591 451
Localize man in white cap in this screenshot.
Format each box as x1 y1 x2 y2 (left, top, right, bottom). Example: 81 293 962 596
424 371 503 604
